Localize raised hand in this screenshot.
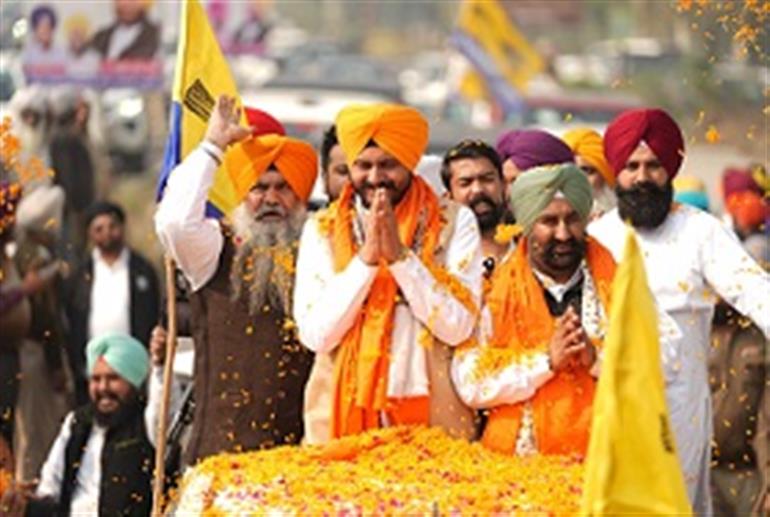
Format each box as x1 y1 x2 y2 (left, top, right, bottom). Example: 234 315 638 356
203 95 252 151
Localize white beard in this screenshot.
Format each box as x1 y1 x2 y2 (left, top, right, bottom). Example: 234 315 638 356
229 203 306 316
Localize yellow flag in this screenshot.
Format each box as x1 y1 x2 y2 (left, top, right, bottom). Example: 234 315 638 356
455 0 544 92
581 228 691 515
159 0 243 217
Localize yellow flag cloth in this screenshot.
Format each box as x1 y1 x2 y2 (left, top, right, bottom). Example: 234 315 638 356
580 228 691 516
160 0 243 217
334 104 428 171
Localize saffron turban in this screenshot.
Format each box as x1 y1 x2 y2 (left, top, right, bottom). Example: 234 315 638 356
510 163 593 234
726 190 769 230
86 333 149 389
225 133 318 203
562 127 614 186
603 108 685 179
495 129 574 172
335 103 429 171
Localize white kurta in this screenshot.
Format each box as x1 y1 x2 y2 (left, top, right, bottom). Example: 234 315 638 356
589 205 770 516
155 143 225 292
293 202 483 401
35 367 181 514
88 247 131 340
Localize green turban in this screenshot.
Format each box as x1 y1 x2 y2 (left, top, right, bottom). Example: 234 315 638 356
510 163 593 234
86 333 150 389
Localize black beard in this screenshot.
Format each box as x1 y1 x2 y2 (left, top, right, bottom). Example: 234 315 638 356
469 194 504 233
616 181 673 229
99 240 124 256
541 237 586 274
91 388 141 429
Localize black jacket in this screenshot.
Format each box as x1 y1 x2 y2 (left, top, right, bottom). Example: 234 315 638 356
26 402 154 517
89 17 160 60
65 249 159 403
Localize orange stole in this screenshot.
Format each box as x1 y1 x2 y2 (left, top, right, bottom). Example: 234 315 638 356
482 238 615 456
328 178 443 438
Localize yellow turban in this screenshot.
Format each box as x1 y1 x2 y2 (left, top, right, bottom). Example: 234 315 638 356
562 128 614 187
225 134 318 203
335 104 429 171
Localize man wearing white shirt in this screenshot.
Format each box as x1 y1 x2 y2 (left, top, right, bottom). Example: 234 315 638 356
89 0 160 61
440 139 511 274
589 108 770 516
155 96 317 464
66 202 159 405
293 103 483 443
1 333 179 517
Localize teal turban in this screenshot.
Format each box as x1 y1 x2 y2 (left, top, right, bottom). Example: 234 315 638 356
86 333 150 389
510 163 593 234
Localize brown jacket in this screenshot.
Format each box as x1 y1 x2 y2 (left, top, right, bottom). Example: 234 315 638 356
186 239 312 465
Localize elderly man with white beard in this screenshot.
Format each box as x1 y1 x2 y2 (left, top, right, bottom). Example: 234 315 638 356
155 96 317 465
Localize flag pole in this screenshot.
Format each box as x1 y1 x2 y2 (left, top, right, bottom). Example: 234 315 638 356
152 255 179 515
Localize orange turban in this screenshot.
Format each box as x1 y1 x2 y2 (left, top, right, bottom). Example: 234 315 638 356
726 190 769 230
562 127 614 187
335 104 429 171
225 134 318 203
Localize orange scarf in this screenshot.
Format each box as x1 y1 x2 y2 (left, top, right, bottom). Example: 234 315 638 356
328 177 443 438
482 237 616 456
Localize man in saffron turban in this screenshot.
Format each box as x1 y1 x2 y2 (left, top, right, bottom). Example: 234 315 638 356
563 127 616 218
294 103 483 443
452 163 616 458
155 96 316 463
589 107 770 515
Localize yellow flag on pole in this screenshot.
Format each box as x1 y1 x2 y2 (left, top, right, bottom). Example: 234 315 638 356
581 228 692 515
158 0 243 217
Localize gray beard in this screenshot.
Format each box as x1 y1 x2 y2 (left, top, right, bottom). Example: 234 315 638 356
229 204 306 316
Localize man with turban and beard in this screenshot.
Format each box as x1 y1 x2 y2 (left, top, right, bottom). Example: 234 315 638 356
563 127 616 219
452 163 615 457
589 108 770 515
294 103 483 443
495 129 574 186
155 96 316 464
2 333 164 516
441 140 509 272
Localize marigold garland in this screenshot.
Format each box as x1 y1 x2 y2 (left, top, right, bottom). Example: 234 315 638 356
493 223 523 245
175 426 584 515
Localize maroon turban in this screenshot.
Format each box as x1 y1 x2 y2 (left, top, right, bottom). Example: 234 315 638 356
603 108 684 179
495 129 574 171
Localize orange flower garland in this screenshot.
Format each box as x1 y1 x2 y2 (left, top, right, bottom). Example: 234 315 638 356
175 426 584 515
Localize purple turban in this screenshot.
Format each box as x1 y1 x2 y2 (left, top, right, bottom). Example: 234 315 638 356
495 129 574 171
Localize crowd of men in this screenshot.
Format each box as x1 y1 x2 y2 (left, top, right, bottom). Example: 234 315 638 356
0 90 768 516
